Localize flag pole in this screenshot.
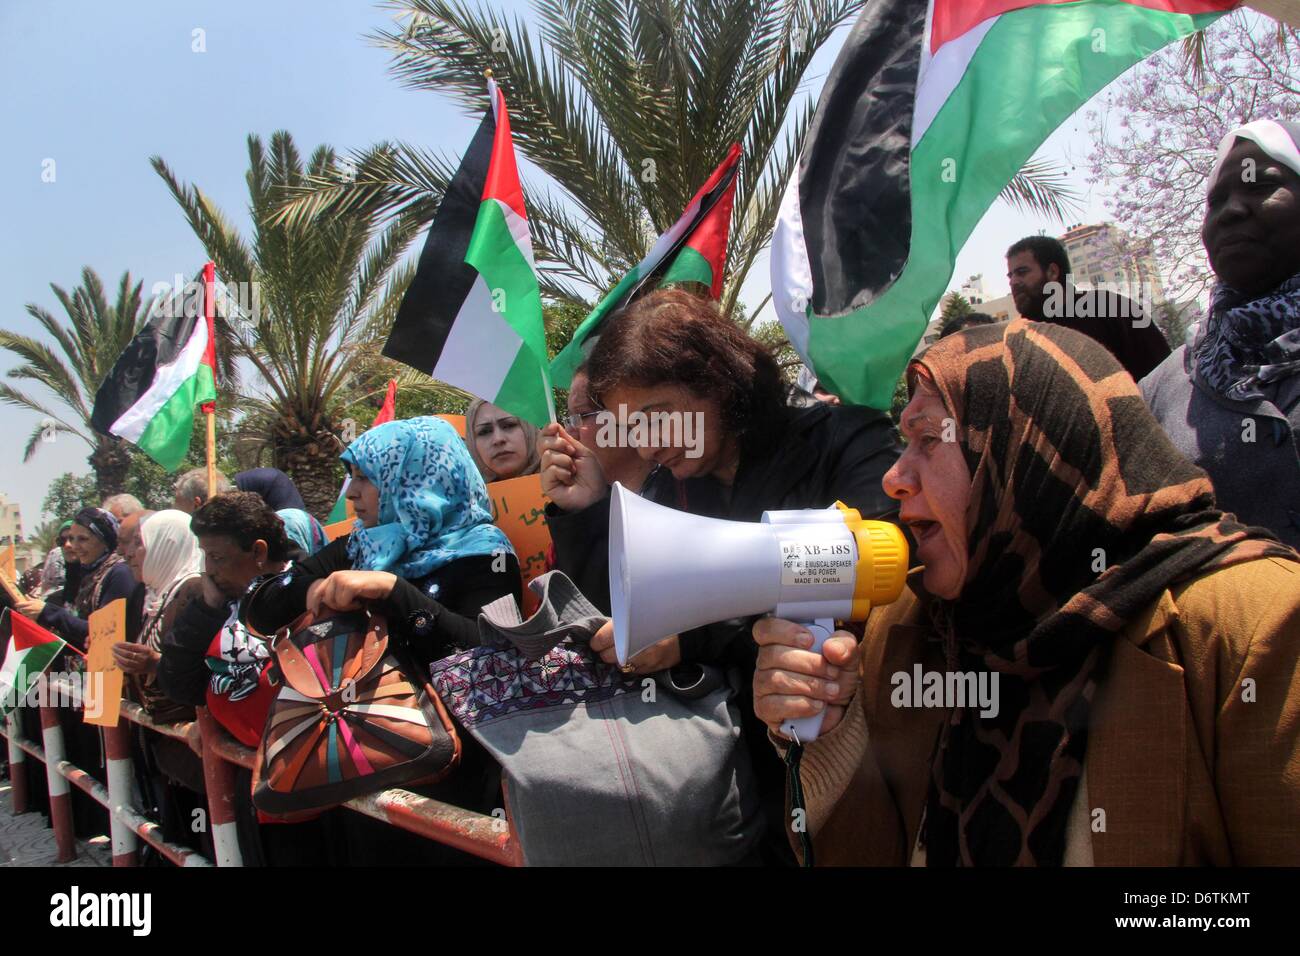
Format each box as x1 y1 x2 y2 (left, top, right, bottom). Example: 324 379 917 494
206 409 217 499
202 262 218 498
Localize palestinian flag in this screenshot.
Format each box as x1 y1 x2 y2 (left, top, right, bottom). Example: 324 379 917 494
551 142 742 387
90 266 218 470
0 611 67 718
771 0 1233 410
383 80 552 426
326 379 397 524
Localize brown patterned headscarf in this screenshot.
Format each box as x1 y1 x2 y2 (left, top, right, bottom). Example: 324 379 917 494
912 320 1296 866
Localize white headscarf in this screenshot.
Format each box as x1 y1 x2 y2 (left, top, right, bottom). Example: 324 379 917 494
140 509 203 618
1207 119 1300 194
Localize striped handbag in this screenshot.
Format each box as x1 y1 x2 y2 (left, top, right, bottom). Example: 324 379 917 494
252 610 460 816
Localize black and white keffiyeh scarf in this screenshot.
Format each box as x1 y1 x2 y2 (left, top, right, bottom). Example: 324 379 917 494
1194 272 1300 403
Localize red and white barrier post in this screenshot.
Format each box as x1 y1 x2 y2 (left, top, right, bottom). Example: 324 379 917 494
5 711 28 815
102 721 139 866
38 704 76 862
196 707 243 866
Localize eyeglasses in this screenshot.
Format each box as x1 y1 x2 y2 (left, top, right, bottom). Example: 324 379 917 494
562 409 602 431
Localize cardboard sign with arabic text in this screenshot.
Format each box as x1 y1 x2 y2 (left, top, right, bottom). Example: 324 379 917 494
436 413 466 438
85 598 126 727
485 474 552 615
323 518 354 543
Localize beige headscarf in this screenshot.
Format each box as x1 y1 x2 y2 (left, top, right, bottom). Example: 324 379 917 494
464 399 541 483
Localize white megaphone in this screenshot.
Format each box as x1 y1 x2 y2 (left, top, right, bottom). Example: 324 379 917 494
608 482 908 742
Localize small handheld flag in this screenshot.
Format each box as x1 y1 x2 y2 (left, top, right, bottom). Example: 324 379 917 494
90 268 219 471
0 610 70 718
383 80 553 426
550 143 742 388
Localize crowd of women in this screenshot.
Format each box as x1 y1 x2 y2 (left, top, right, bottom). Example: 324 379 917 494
3 118 1298 866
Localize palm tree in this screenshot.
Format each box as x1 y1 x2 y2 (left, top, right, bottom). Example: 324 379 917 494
29 519 63 557
276 0 1078 327
152 132 426 516
0 268 157 498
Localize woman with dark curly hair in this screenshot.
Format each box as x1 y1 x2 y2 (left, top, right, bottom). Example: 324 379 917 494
157 492 299 748
540 287 902 863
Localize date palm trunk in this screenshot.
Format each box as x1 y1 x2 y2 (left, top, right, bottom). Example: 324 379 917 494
89 437 131 501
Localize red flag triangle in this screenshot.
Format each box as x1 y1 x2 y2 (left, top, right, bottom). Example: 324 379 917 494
12 612 64 652
372 379 397 427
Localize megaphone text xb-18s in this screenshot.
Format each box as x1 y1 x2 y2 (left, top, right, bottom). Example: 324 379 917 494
608 482 908 742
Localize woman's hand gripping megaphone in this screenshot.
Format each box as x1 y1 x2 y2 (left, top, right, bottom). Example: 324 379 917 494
540 423 608 512
752 617 861 739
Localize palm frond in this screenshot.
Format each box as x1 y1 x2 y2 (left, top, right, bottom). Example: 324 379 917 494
22 421 77 462
998 158 1082 223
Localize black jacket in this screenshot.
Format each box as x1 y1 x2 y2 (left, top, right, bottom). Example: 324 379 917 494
158 539 522 708
1046 290 1171 382
162 538 522 712
38 561 136 651
546 400 903 663
267 536 522 663
158 593 231 707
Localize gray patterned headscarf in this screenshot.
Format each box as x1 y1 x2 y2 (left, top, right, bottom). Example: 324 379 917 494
1194 120 1300 403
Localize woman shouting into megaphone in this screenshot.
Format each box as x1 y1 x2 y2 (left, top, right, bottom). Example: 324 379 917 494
755 320 1300 867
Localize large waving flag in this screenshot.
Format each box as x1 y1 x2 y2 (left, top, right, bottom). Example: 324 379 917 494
550 143 742 387
772 0 1233 410
383 80 552 426
0 611 68 718
90 266 218 470
326 378 397 524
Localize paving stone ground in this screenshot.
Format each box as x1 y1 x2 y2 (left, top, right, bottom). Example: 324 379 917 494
0 781 111 867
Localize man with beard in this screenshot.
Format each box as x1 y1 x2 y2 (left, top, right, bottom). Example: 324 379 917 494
1006 234 1170 380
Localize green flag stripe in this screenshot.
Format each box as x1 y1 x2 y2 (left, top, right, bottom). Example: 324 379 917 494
550 266 645 386
326 492 348 524
494 347 553 427
1 641 63 716
136 365 215 472
809 2 1222 409
464 200 547 374
660 246 715 289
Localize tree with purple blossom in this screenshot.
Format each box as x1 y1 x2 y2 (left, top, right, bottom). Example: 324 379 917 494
1087 13 1299 318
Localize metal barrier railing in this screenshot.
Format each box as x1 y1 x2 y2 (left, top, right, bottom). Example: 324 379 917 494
1 675 523 867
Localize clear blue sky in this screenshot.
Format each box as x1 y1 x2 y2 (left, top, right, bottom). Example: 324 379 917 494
0 0 1125 531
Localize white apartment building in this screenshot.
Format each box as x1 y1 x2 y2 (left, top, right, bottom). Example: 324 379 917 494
0 492 22 545
1059 223 1166 304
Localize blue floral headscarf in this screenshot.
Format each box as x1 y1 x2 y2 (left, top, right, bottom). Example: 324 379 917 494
340 416 513 578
